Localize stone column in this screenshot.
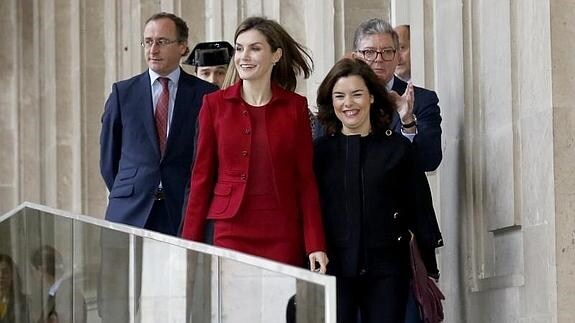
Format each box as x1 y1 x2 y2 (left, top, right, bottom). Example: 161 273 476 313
551 0 575 322
0 0 19 212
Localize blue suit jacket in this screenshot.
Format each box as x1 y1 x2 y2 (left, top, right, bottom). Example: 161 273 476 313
100 68 218 230
391 76 444 271
391 76 442 172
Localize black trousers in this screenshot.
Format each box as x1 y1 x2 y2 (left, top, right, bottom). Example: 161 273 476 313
145 199 178 236
336 273 410 323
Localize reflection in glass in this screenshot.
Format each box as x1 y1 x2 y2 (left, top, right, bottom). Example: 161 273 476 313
0 204 336 323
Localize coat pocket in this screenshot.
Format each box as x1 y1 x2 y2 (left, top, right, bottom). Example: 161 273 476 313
117 167 138 180
109 184 134 198
207 183 233 218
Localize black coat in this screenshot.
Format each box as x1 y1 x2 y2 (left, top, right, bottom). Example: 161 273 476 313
314 132 442 278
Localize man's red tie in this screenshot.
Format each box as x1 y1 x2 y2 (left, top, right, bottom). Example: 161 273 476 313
155 77 170 156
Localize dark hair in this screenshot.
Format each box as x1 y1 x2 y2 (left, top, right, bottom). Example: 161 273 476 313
0 254 25 302
145 12 190 56
145 12 189 41
353 18 399 51
316 58 395 135
234 16 313 91
31 245 64 277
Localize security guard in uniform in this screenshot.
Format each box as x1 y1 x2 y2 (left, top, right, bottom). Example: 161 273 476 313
185 41 234 87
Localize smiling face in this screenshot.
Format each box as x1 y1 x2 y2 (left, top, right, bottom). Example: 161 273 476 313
353 33 399 83
332 75 374 135
234 29 282 84
143 18 188 76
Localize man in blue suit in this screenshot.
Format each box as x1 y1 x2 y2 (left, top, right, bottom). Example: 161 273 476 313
100 12 218 236
98 12 217 322
352 18 444 323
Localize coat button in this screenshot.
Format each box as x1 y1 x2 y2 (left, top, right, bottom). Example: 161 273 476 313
240 173 247 180
393 211 399 219
241 150 248 157
242 110 248 116
359 269 367 275
244 128 251 135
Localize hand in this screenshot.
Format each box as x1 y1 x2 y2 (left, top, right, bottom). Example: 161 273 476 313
388 82 415 124
308 251 329 274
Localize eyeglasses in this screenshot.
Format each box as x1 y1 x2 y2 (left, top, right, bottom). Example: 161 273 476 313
141 38 180 49
357 48 396 61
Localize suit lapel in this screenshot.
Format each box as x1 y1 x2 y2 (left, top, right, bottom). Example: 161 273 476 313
391 75 407 95
139 73 162 156
165 71 197 154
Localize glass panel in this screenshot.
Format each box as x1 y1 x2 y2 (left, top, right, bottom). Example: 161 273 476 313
93 226 133 323
218 258 297 322
0 211 30 323
0 204 337 323
73 217 101 323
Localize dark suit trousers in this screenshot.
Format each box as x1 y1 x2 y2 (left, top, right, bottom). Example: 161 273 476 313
145 200 178 236
337 273 409 323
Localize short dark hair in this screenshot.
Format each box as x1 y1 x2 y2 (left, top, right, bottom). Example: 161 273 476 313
31 245 64 277
353 18 399 51
233 16 313 92
145 12 189 41
316 58 395 136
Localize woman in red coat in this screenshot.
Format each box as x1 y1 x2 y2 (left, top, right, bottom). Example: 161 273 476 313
181 16 328 272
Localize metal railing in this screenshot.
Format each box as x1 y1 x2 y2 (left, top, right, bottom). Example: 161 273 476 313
0 202 336 323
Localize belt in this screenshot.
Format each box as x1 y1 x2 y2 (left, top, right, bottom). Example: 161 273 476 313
153 188 166 201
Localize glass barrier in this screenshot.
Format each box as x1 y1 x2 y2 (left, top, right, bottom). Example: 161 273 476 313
0 203 336 323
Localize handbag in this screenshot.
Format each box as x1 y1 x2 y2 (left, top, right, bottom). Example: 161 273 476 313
409 231 445 323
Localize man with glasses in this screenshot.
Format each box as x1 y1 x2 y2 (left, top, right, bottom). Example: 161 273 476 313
100 12 218 235
98 12 217 322
351 18 444 323
352 18 442 172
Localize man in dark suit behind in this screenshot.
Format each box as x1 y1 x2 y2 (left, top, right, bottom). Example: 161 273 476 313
351 18 444 323
351 18 442 173
97 12 217 322
100 12 218 236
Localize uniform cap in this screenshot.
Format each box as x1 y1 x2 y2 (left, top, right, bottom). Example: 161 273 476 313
185 41 234 66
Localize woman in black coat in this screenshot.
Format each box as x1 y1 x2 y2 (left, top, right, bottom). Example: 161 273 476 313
314 58 441 323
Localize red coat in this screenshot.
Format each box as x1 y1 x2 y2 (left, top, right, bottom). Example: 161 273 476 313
181 81 326 264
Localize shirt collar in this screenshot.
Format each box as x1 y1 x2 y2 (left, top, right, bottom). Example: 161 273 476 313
385 77 394 91
148 67 181 86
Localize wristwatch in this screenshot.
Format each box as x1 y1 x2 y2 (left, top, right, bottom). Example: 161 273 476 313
401 114 417 129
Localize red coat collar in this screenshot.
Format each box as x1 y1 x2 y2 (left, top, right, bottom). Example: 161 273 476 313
221 80 288 105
